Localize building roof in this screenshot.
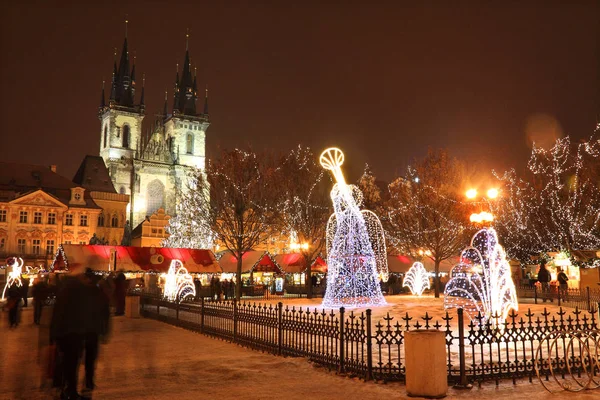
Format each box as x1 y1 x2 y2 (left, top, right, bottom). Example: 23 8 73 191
72 155 116 193
218 250 283 274
273 253 328 274
51 244 220 274
0 161 100 208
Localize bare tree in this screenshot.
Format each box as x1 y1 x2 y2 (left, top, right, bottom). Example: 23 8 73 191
495 131 600 260
384 149 472 297
276 146 331 298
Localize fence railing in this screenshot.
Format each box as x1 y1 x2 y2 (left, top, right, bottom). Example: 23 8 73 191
140 295 600 385
516 285 600 311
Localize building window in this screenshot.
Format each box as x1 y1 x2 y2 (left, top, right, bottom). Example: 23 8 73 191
103 125 108 148
0 238 5 252
119 186 126 195
0 209 6 222
46 240 55 255
64 241 72 245
186 133 193 154
122 124 130 148
32 239 41 255
34 212 42 224
79 241 86 245
98 214 105 227
80 215 88 226
146 179 165 215
19 211 28 224
111 215 118 228
17 238 26 253
65 214 73 226
48 213 56 224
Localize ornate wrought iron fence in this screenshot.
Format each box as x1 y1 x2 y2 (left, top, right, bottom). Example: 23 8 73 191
139 295 600 386
516 285 600 311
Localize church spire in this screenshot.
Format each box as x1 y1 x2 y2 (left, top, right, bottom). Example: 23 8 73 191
140 73 145 108
105 19 142 112
100 80 106 109
163 89 169 118
173 30 198 116
203 85 209 115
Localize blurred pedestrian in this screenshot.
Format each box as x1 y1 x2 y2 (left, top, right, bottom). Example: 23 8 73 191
557 268 569 301
537 260 552 302
32 276 49 324
114 272 126 315
21 275 30 307
80 269 110 399
50 275 86 399
6 283 22 328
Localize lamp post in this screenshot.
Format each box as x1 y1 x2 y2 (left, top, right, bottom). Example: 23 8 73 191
465 187 499 226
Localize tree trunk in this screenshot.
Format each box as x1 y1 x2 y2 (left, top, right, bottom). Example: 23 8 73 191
434 259 441 298
236 256 243 301
305 258 313 299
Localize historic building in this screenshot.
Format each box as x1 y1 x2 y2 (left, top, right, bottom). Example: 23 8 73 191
99 31 209 228
131 208 171 247
0 160 128 268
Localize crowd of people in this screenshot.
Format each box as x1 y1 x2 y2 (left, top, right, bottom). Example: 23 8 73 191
2 269 129 400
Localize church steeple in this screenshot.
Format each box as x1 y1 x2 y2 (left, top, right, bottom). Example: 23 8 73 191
100 80 106 109
203 86 209 115
107 19 141 111
173 31 198 116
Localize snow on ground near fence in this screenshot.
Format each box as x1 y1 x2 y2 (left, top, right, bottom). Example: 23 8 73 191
1 306 595 400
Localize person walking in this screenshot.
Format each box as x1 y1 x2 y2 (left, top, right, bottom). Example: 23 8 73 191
21 275 30 307
32 276 49 324
557 268 569 302
50 274 87 399
537 260 552 302
6 283 22 328
113 272 126 316
80 269 110 399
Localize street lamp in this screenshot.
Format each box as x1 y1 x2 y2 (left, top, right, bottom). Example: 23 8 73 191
466 187 499 225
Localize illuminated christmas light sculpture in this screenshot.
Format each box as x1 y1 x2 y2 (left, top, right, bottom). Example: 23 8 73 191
320 147 387 308
2 257 24 300
444 227 518 326
162 259 196 302
403 262 430 296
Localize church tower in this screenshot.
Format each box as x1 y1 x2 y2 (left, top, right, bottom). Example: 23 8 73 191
163 33 210 171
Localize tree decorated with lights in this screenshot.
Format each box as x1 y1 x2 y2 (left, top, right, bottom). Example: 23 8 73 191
495 131 600 260
320 148 387 308
166 149 276 300
164 175 215 250
384 149 473 297
276 145 331 298
444 227 518 327
357 164 384 212
402 262 430 296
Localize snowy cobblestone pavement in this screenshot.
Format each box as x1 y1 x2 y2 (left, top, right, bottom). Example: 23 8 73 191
1 303 598 400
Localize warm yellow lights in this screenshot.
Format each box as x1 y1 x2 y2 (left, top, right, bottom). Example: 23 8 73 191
290 241 309 251
466 189 477 199
487 188 499 199
470 212 494 224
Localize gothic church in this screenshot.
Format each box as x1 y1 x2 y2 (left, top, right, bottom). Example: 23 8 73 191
99 30 209 228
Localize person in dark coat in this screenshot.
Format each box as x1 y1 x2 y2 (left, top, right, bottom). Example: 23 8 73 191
21 276 30 307
50 275 87 399
113 272 127 315
81 270 110 398
32 277 49 324
6 283 22 327
537 260 552 302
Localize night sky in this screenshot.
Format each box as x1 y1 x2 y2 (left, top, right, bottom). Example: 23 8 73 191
1 1 598 183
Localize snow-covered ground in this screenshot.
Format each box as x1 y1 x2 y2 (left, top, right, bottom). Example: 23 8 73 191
1 298 596 400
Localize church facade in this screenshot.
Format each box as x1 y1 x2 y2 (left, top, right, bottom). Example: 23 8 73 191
99 32 209 227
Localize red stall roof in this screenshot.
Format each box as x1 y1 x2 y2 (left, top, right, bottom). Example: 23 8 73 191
51 244 221 274
218 250 283 274
274 254 328 274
